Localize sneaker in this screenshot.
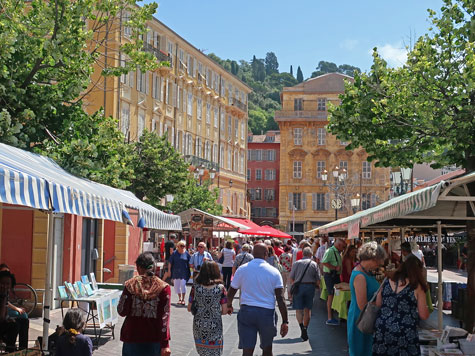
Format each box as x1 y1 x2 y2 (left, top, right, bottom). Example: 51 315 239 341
326 319 340 326
301 328 309 341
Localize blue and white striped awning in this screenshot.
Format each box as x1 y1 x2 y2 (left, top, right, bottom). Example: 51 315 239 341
0 143 181 230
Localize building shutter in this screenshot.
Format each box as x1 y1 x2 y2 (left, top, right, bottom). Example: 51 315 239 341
302 193 306 210
325 193 330 210
288 193 293 210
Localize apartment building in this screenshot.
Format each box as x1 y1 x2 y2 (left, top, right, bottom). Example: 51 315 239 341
275 73 390 238
247 131 280 227
83 11 252 218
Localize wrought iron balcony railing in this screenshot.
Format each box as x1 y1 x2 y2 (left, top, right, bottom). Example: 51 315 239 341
275 110 328 120
143 43 171 63
184 155 220 171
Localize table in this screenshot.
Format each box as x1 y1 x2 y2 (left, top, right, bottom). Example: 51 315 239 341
320 277 328 300
55 289 122 345
332 289 351 319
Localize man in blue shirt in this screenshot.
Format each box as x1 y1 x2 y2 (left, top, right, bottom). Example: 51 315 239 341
190 242 212 278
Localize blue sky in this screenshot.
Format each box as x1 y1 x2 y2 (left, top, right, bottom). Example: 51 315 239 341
144 0 444 77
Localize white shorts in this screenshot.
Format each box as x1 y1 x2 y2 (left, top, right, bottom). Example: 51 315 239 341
173 279 187 294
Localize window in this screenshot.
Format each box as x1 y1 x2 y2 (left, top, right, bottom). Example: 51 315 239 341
288 192 306 211
266 208 277 218
265 169 276 180
206 102 211 124
317 127 326 145
255 169 262 181
340 140 348 146
240 152 244 174
138 109 145 138
312 193 326 211
137 69 147 93
263 149 275 161
228 116 232 136
317 98 326 111
187 54 193 76
317 161 326 178
235 118 239 138
197 98 202 120
220 112 225 132
187 92 193 115
120 54 133 86
339 160 348 173
362 161 372 179
247 169 251 181
123 12 131 37
294 98 303 111
294 128 303 145
241 121 245 139
255 149 262 161
255 188 262 200
362 193 372 210
220 146 224 167
152 74 161 100
227 148 232 170
293 161 302 179
120 102 130 136
214 107 218 128
264 189 275 201
213 143 218 163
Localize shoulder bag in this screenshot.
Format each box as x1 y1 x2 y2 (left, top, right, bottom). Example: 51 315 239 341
356 277 387 334
290 260 312 296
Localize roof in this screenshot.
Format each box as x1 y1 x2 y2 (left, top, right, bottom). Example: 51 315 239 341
248 131 280 143
283 72 354 93
414 169 465 191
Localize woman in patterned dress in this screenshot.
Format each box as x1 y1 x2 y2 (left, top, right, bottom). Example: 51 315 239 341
188 261 227 356
373 255 430 356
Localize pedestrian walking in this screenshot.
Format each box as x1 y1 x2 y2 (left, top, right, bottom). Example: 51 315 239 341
188 261 227 356
232 244 254 276
165 240 191 305
118 252 171 356
226 243 288 356
321 238 346 325
278 245 293 302
373 255 429 356
190 242 212 279
289 247 319 341
266 245 279 269
219 241 235 290
56 309 93 356
347 242 385 356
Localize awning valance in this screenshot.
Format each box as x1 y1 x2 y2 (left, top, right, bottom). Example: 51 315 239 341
0 143 181 230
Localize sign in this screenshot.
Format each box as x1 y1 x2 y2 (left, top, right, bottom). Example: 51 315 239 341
347 220 360 240
405 235 460 244
204 218 213 227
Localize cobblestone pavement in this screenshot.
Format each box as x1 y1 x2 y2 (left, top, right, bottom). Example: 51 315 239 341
29 286 348 355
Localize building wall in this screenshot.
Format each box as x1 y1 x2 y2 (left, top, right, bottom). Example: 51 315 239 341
103 220 116 282
83 12 251 218
276 74 390 235
248 136 280 226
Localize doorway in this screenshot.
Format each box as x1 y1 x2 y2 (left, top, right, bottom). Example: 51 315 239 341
52 215 64 309
81 218 98 277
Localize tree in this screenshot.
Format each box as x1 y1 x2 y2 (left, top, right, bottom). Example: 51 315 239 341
265 52 279 75
311 60 361 78
290 65 294 76
129 131 189 206
296 66 304 83
0 0 160 149
251 56 266 82
166 177 222 216
38 108 134 189
328 0 475 330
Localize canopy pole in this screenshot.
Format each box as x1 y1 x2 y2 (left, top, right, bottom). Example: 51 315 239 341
400 227 406 263
42 212 55 351
437 220 443 331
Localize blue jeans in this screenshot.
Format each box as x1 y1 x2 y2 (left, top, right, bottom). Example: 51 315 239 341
123 342 161 356
237 305 277 350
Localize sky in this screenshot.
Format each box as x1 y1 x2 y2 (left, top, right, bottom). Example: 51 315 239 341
143 0 444 77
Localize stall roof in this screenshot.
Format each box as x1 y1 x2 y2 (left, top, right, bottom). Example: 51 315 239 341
0 143 181 230
306 171 475 236
178 208 251 230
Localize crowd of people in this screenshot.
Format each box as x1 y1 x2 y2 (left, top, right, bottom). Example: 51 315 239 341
0 234 434 355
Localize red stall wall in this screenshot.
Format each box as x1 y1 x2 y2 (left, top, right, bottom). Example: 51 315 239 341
103 220 116 282
62 215 83 283
1 209 33 284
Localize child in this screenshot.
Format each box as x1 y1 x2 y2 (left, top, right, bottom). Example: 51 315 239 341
56 309 92 356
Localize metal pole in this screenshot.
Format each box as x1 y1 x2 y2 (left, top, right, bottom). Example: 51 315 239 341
437 220 443 331
292 206 295 234
43 212 55 351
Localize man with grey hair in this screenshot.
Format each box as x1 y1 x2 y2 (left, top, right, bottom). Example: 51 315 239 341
322 238 346 326
289 247 319 341
232 244 254 276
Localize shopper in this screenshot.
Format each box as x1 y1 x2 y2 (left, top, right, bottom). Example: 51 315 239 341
188 261 227 356
373 255 430 356
279 245 293 302
341 245 357 283
118 252 171 356
165 240 191 305
56 309 93 356
347 242 385 356
219 241 235 290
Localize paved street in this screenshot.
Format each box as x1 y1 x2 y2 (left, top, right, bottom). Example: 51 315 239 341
29 286 348 355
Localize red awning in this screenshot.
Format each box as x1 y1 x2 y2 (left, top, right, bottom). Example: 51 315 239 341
224 217 261 230
240 225 291 239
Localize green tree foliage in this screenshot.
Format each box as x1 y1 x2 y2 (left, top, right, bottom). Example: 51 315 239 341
311 60 361 78
290 65 293 76
251 56 266 81
39 108 134 189
129 131 189 206
265 52 279 75
328 0 475 330
296 66 304 83
0 0 159 149
166 177 222 215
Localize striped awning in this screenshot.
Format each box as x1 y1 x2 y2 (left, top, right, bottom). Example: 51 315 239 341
0 143 181 230
312 183 443 235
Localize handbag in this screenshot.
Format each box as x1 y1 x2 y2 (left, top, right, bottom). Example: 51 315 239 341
191 300 198 315
290 260 312 296
356 278 387 334
218 253 224 264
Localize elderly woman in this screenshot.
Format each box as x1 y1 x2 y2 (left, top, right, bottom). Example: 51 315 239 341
347 242 386 356
166 240 191 305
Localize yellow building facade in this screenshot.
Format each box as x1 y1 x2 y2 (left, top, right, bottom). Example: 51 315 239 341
83 14 251 218
275 73 390 237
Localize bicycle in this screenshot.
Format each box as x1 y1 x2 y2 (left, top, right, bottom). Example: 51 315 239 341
9 283 38 316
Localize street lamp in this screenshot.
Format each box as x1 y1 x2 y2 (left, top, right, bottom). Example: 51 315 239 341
391 167 412 196
322 166 347 220
229 179 233 188
209 168 216 180
351 194 360 213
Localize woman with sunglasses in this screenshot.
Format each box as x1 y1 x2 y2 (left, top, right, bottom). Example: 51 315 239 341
165 240 191 305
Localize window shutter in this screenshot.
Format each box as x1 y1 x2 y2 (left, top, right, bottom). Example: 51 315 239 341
325 193 330 210
145 71 150 95
302 193 307 210
288 193 293 210
312 193 317 210
371 193 376 208
172 83 177 107
136 69 141 91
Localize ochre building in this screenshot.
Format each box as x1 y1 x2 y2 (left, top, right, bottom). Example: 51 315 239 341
83 12 252 218
275 73 390 238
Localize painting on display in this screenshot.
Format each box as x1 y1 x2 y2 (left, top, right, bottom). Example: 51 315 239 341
57 286 68 299
65 282 78 299
89 273 98 290
96 298 105 328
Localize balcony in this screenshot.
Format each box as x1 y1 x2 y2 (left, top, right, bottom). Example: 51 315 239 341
229 97 247 112
142 43 171 63
275 110 328 121
184 155 220 171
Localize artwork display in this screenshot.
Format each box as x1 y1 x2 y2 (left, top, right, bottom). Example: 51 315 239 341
90 272 98 290
57 286 68 299
81 275 90 284
65 282 78 299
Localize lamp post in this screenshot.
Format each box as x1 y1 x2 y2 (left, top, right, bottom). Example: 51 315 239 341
229 179 233 188
322 166 347 220
391 167 412 197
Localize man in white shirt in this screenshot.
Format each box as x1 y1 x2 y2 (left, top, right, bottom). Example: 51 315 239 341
227 244 288 356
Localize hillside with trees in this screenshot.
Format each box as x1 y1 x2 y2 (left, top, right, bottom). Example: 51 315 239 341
208 53 360 134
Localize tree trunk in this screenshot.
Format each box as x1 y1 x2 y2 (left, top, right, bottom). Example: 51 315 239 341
464 157 475 332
